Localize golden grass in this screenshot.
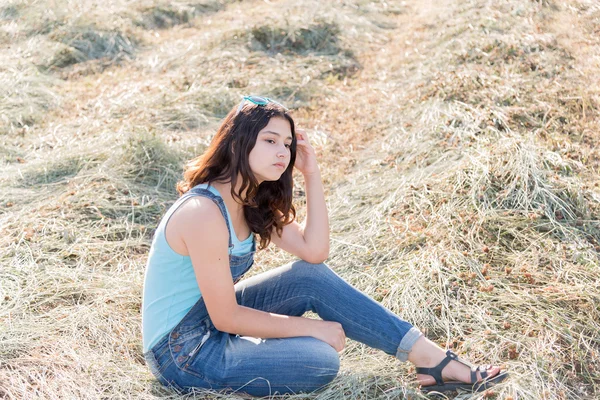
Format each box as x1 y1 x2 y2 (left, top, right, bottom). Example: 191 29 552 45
1 0 599 398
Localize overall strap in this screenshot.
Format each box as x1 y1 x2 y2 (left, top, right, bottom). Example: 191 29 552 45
186 185 234 254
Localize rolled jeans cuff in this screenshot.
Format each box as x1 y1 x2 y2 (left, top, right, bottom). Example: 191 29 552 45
395 327 423 362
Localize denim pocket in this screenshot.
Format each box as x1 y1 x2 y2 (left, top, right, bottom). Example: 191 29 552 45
177 329 225 384
170 318 212 377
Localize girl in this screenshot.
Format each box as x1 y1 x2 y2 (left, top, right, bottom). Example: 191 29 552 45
142 96 507 396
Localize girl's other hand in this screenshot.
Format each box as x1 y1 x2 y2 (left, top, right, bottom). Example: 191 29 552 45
312 320 346 352
294 129 319 176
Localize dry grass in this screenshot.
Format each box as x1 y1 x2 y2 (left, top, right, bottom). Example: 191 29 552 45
1 0 600 399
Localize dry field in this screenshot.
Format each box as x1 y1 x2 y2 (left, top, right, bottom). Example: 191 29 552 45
1 0 600 398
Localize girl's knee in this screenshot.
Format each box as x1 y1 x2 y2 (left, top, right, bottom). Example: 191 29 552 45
285 261 342 299
323 347 341 376
309 339 340 372
290 260 334 279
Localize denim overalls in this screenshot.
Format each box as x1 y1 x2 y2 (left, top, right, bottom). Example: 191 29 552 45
143 186 255 392
143 187 423 397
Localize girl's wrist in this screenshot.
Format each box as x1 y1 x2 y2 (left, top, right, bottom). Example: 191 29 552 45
302 167 321 178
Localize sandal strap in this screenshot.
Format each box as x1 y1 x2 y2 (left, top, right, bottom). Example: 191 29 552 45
451 351 475 369
469 365 489 384
416 350 493 386
415 350 461 386
479 365 489 380
470 366 477 384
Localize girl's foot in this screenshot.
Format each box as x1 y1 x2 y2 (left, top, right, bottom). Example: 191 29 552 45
408 337 507 392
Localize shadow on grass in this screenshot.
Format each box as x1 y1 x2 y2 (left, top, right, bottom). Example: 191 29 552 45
0 4 19 20
136 1 227 30
249 20 344 56
46 26 137 70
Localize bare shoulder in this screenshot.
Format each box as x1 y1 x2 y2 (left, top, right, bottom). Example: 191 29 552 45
174 195 219 218
169 195 228 241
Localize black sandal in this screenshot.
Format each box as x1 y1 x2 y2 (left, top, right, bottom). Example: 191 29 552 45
417 350 508 393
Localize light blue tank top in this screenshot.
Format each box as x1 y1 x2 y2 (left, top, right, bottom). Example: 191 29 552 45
142 183 255 353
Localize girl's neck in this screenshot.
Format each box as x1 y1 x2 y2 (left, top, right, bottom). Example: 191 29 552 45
210 177 246 213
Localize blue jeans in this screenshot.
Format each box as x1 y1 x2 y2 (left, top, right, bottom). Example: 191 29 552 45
144 260 422 397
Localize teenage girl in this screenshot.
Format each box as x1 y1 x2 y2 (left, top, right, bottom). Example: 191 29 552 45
142 96 507 396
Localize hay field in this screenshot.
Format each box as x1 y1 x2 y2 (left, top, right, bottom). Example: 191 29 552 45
1 0 599 398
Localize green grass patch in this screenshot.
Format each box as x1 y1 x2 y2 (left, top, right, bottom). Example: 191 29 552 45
0 65 60 133
18 156 86 186
155 87 239 130
119 133 188 191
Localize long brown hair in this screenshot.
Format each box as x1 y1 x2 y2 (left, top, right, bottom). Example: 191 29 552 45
176 101 297 250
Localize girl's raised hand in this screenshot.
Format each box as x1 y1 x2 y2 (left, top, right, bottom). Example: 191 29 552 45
294 129 319 176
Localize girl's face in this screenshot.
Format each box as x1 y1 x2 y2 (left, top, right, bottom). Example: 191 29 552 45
248 116 293 184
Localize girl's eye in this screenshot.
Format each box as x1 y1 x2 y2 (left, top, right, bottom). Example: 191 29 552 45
265 139 291 149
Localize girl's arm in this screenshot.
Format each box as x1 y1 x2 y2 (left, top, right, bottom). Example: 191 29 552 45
174 197 344 351
302 168 330 259
270 130 330 263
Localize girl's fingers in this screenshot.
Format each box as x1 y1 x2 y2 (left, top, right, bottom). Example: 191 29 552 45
296 129 309 142
296 139 309 148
